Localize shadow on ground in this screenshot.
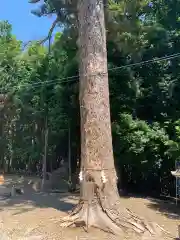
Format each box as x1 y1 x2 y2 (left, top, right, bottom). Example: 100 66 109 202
0 191 77 214
1 175 180 222
119 190 180 221
146 197 180 220
0 175 77 215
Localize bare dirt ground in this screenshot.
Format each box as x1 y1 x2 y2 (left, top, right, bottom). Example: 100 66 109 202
0 175 179 240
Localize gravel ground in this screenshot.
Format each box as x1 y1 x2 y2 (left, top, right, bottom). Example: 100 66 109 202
0 175 179 240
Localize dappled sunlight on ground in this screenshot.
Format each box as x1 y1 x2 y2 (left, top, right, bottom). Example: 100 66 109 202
0 175 179 239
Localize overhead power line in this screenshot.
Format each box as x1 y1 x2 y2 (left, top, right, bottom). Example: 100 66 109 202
1 52 180 92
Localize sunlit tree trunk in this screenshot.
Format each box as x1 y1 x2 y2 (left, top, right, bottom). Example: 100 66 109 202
78 0 118 190
61 0 165 238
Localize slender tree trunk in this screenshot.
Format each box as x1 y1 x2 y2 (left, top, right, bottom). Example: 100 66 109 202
41 117 48 191
7 122 14 173
68 123 72 184
61 0 168 238
0 108 4 170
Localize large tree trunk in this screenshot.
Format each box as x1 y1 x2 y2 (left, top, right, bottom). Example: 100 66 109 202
60 0 169 238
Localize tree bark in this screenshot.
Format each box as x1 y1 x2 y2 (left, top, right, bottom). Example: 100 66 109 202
78 0 117 189
41 117 48 191
60 0 169 238
0 108 5 171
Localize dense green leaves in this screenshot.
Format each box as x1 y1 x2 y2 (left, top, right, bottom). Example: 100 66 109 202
112 114 179 194
1 0 180 196
0 21 76 172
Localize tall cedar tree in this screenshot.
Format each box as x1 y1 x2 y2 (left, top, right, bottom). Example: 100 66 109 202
30 0 170 238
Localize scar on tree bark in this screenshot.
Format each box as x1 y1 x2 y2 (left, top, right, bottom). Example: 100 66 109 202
59 171 174 239
28 0 177 238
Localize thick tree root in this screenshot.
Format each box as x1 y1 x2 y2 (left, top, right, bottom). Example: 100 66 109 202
58 171 174 239
59 194 174 239
60 200 123 235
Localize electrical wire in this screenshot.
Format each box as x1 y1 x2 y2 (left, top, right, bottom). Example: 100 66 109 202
3 51 179 92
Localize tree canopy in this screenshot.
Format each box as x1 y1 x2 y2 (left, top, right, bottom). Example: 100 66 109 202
1 0 180 196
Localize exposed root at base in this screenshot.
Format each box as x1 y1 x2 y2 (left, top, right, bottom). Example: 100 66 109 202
60 201 123 235
58 175 175 239
59 199 174 239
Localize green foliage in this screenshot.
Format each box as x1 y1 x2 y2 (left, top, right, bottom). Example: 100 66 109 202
113 114 179 194
0 20 77 172
1 0 180 196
